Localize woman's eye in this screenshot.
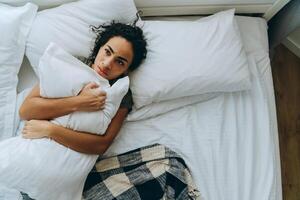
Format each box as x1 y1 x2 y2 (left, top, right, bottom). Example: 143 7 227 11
117 60 124 66
105 49 110 56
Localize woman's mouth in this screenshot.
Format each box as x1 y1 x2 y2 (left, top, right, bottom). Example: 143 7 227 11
97 66 108 76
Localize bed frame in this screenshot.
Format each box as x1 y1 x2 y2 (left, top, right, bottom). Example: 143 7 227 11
13 1 283 199
135 0 290 21
4 0 290 21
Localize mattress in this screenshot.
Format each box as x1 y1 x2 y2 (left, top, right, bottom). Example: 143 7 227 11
16 16 282 200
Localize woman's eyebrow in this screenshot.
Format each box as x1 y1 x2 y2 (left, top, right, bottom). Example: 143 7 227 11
107 45 128 63
107 45 115 53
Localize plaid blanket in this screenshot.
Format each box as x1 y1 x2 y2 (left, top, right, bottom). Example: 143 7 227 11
83 143 201 200
21 144 201 200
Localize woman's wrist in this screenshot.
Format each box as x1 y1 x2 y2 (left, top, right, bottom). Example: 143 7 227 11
47 123 58 139
68 96 82 112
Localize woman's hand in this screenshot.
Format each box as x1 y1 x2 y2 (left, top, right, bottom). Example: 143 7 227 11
76 82 107 112
22 120 53 139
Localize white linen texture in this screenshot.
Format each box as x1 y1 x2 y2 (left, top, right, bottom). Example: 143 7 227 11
0 3 37 141
130 9 251 108
39 42 129 135
25 0 138 74
0 0 76 9
126 93 219 121
0 134 98 200
0 42 128 200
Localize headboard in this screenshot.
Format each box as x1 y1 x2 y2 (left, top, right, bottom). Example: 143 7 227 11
135 0 291 21
0 0 290 20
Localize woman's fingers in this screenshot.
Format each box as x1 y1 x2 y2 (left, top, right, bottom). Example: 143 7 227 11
86 82 99 89
99 90 106 96
90 90 107 109
98 91 107 106
77 83 107 111
99 94 106 101
80 82 103 97
98 95 106 107
21 120 52 139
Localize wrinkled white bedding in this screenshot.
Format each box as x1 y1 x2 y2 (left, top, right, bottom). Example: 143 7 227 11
103 17 282 200
106 52 280 200
12 16 281 200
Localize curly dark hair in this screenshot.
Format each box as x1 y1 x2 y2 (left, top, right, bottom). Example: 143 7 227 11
86 14 147 72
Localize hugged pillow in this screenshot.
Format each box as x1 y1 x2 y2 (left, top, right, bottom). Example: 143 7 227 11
26 0 138 74
0 44 128 200
39 43 129 135
130 9 251 108
0 134 98 200
0 0 136 196
0 3 37 141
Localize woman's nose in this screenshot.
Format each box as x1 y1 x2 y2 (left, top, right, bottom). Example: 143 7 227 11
102 58 112 69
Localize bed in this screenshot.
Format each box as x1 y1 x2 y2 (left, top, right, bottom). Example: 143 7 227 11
1 0 286 199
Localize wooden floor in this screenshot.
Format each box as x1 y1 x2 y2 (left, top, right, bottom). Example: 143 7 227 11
271 44 300 200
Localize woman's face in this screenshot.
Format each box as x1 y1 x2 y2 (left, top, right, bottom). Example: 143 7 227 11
92 36 133 80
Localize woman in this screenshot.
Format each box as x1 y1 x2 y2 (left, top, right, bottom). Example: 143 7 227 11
19 20 147 155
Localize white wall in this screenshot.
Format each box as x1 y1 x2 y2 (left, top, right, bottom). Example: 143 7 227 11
268 0 300 58
282 27 300 58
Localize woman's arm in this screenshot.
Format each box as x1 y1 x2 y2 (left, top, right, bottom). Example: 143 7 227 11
19 82 106 120
22 107 129 155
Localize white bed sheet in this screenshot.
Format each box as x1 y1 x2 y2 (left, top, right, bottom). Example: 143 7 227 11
105 17 282 200
16 16 282 200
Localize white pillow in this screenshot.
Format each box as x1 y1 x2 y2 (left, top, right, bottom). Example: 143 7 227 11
0 0 77 9
14 88 32 136
26 0 138 74
39 43 129 135
0 3 37 141
130 9 251 108
0 43 128 199
0 135 98 200
0 185 22 200
0 44 129 200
